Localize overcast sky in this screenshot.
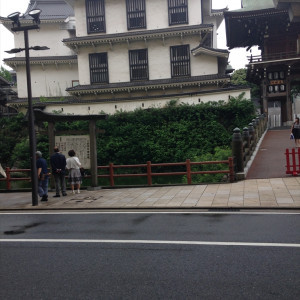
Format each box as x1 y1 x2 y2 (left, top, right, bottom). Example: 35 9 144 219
0 0 259 70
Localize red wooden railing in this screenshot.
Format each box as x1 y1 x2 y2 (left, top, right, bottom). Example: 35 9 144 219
285 148 300 176
0 158 234 190
98 158 234 187
2 167 31 190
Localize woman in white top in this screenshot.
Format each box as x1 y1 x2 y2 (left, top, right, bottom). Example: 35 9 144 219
291 117 300 148
66 149 82 194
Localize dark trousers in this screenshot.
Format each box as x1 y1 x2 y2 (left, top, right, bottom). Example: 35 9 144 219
53 173 66 195
38 177 48 197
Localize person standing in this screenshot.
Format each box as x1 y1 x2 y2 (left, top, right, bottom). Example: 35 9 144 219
36 151 49 202
66 149 82 194
291 117 300 148
50 146 67 197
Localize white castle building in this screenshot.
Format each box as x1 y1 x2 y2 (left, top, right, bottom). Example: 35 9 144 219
1 0 250 115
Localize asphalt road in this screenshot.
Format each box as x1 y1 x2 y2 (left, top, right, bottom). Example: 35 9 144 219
1 211 300 299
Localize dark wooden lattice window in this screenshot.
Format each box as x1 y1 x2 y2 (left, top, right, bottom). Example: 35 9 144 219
170 45 190 78
86 0 106 33
126 0 146 30
168 0 188 26
89 53 109 84
129 49 148 81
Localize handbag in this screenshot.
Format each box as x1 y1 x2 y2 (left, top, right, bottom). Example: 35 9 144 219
80 167 85 177
290 133 294 140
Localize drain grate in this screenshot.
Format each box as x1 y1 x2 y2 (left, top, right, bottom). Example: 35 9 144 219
208 208 240 212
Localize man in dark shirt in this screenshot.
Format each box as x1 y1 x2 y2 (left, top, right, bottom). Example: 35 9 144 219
50 146 67 197
36 151 49 202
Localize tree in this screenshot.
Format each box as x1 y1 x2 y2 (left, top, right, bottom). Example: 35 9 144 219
231 68 248 86
231 68 260 99
0 66 12 82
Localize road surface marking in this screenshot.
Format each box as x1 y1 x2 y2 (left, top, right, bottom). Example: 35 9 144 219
0 239 299 247
1 211 300 215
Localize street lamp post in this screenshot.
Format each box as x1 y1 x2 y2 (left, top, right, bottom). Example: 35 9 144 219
6 10 49 206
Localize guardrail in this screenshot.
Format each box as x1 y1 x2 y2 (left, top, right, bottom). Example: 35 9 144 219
0 158 234 190
285 148 300 176
232 114 268 178
247 52 300 63
98 159 234 187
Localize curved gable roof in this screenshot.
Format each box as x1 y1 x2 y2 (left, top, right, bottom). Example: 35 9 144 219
24 0 74 20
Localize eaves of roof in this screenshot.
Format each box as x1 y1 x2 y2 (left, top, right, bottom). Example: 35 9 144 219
211 8 229 16
0 75 11 86
24 0 74 20
0 16 70 27
66 74 230 95
4 55 77 67
0 0 74 26
224 7 287 19
8 85 248 107
63 24 213 47
191 45 229 58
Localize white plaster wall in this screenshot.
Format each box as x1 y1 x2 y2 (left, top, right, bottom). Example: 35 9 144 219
78 36 218 85
75 0 203 36
13 23 75 57
74 0 88 37
16 64 78 98
44 88 251 115
106 0 127 34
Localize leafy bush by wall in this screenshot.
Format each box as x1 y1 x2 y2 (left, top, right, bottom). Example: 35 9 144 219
1 95 255 172
96 96 255 165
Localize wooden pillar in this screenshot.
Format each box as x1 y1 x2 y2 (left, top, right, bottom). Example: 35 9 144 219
286 77 293 123
89 120 98 187
48 122 55 189
262 79 268 116
48 122 55 152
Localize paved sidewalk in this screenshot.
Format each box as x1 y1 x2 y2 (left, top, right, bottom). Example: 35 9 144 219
1 177 300 210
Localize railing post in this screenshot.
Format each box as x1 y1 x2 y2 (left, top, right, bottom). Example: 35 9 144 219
109 163 114 187
6 167 11 190
147 161 152 186
256 116 261 137
292 148 297 176
242 127 250 149
232 128 244 173
285 149 291 174
252 119 258 144
248 122 254 141
186 159 192 184
259 114 264 135
228 157 235 182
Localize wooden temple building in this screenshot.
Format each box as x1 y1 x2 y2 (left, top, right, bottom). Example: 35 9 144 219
225 0 300 126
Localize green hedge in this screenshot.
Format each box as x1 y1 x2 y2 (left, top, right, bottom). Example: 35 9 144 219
0 95 255 173
96 95 255 165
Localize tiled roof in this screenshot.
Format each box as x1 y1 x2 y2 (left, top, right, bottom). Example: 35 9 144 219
240 0 275 11
63 24 213 44
24 0 74 20
191 45 229 57
211 8 228 15
0 75 11 87
66 74 230 95
4 55 77 66
8 85 249 106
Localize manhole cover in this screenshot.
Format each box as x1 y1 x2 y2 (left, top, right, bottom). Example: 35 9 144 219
65 197 97 204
